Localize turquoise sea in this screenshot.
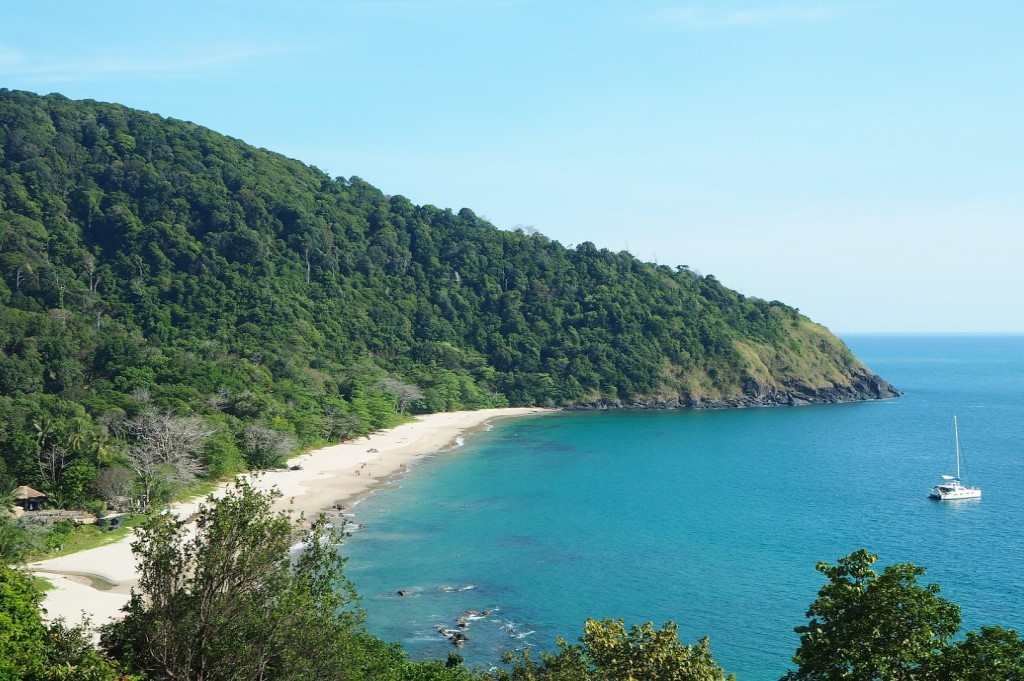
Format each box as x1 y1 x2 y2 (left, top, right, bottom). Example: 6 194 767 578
344 335 1024 679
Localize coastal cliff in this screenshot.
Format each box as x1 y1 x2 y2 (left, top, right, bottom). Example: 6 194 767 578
571 320 900 409
570 369 900 410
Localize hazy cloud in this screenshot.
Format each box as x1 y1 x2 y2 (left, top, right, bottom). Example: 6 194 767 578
653 4 845 29
0 44 286 83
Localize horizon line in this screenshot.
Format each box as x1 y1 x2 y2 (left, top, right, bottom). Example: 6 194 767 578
837 331 1024 336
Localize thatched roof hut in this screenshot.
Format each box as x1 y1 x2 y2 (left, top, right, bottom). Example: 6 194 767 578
12 485 47 511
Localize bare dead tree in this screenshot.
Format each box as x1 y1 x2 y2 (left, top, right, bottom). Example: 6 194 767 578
241 425 296 469
118 411 213 510
324 408 362 442
38 445 71 493
82 251 101 293
377 377 425 413
51 267 65 311
94 465 136 511
206 387 231 411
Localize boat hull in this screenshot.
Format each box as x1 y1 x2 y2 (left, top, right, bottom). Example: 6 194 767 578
929 488 982 500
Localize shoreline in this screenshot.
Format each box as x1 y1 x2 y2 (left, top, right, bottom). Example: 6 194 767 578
28 407 553 628
318 411 511 514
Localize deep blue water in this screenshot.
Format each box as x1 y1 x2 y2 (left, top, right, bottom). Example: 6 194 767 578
343 335 1024 679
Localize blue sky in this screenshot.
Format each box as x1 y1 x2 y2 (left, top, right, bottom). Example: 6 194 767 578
2 1 1022 332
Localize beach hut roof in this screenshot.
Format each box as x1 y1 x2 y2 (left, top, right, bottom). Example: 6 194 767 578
12 485 47 500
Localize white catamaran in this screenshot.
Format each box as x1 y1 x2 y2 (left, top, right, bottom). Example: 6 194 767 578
929 416 981 500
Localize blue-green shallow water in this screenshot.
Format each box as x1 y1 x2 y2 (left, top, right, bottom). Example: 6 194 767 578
343 335 1024 679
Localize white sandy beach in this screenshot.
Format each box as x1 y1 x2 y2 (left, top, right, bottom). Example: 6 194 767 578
29 407 550 628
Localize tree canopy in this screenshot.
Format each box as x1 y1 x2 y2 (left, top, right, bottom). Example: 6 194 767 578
496 619 734 681
0 88 893 512
784 549 1024 681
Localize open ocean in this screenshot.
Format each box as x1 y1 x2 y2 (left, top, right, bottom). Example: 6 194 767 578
343 335 1024 679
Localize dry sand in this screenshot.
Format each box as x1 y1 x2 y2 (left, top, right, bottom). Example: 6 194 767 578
29 407 550 628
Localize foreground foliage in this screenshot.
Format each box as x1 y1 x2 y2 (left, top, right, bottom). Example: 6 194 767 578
785 549 1024 681
100 480 471 681
3 482 1023 680
103 481 367 680
0 565 129 681
496 619 733 681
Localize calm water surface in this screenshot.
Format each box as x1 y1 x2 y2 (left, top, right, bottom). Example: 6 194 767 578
344 335 1024 679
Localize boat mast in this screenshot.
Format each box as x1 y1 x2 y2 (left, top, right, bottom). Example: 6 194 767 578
954 415 961 479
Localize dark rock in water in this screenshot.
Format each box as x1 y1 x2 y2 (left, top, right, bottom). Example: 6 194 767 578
459 608 492 620
436 625 468 646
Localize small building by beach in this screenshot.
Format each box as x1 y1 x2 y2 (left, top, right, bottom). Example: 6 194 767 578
12 485 47 512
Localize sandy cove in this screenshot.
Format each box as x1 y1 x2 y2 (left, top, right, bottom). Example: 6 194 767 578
29 407 551 628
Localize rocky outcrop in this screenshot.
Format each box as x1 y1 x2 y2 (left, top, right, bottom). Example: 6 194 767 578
568 368 900 411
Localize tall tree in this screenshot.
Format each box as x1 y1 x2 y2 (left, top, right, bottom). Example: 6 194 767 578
378 377 425 414
240 424 296 469
117 410 212 510
101 480 393 681
783 550 960 681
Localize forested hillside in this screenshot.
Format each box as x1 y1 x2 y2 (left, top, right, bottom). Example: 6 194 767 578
0 89 895 508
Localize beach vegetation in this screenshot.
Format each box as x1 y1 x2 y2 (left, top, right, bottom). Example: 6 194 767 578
0 511 32 563
23 513 146 561
240 424 298 469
